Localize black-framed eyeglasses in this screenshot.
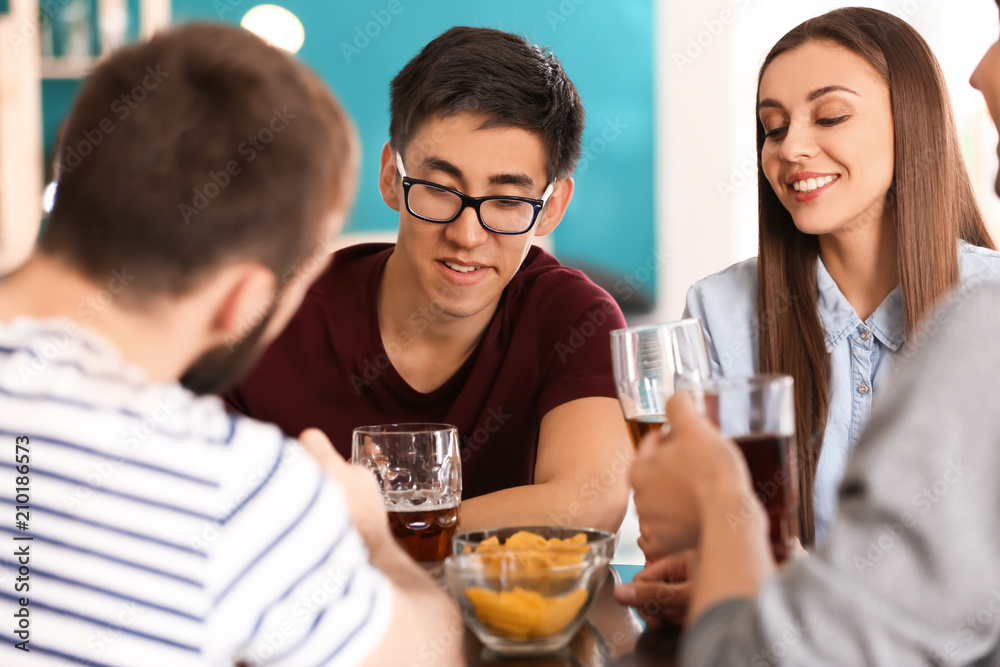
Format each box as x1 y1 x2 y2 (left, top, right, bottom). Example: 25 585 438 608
395 153 554 235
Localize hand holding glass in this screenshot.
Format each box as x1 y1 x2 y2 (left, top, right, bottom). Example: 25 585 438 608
352 424 461 562
611 319 712 450
686 374 800 563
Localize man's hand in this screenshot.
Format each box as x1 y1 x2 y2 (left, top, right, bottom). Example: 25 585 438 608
615 550 695 627
631 393 775 624
299 428 392 556
631 392 754 558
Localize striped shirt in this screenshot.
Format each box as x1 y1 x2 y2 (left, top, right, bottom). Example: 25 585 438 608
0 317 392 666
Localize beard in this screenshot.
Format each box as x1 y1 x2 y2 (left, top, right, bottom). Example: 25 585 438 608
180 305 276 396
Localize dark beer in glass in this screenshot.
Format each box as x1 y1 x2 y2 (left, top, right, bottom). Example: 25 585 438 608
688 374 799 562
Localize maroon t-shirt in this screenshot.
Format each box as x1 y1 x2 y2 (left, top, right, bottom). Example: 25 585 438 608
225 243 626 499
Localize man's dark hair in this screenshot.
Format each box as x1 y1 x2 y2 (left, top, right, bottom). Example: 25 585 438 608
41 23 355 300
389 26 584 181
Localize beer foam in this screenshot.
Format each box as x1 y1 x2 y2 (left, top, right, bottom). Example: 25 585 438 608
384 489 459 511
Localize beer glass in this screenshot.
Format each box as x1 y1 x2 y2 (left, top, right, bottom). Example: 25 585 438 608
687 374 799 562
352 424 461 562
610 319 712 450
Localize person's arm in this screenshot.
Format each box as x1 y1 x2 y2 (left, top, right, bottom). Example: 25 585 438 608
204 424 462 667
459 396 633 533
297 430 463 667
678 283 1000 666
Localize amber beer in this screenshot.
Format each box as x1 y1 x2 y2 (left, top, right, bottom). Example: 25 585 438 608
733 433 800 563
625 415 667 451
352 423 462 562
388 503 460 562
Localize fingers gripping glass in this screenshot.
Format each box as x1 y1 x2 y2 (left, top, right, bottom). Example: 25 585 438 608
395 153 555 235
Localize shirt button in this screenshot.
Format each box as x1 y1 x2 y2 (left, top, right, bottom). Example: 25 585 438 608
858 384 870 395
860 330 870 341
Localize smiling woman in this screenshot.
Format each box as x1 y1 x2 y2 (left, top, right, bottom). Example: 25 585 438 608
683 7 1000 545
758 45 896 241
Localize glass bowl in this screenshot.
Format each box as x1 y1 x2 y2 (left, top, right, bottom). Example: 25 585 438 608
444 526 614 655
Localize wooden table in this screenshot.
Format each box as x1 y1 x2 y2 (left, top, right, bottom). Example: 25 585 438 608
459 565 683 666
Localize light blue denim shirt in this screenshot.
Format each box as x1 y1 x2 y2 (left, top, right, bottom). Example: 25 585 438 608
684 241 1000 543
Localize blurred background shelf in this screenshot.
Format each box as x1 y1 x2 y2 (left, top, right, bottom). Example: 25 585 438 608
41 55 101 78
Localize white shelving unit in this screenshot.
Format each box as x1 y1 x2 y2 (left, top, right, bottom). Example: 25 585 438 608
0 0 44 274
0 0 169 275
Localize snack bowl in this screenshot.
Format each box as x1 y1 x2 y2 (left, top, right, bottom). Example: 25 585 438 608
444 526 614 655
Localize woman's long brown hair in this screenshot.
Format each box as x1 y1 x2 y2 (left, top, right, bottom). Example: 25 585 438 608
756 8 995 543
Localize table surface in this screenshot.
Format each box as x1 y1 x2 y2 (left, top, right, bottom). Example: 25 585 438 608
459 565 683 666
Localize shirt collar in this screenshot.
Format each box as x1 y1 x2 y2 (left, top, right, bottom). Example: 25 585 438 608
816 257 905 353
0 316 148 384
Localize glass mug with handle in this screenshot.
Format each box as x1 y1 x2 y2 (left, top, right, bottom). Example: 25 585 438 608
352 423 462 563
611 319 713 451
683 374 800 563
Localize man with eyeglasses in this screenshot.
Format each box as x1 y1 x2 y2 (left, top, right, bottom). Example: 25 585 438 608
225 27 633 534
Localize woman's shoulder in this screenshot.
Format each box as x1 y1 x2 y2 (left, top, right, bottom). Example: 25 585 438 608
686 257 759 310
958 240 1000 286
684 258 760 376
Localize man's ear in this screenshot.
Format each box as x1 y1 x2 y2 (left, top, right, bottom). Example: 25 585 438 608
210 262 277 346
534 177 575 237
378 142 401 212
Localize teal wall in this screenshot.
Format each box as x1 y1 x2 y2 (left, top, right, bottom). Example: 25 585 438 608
42 79 82 169
44 0 656 302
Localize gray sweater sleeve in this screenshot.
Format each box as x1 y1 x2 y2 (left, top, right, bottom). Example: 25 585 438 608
681 280 1000 667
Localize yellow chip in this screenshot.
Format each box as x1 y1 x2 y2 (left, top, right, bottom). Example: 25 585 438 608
464 531 594 638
